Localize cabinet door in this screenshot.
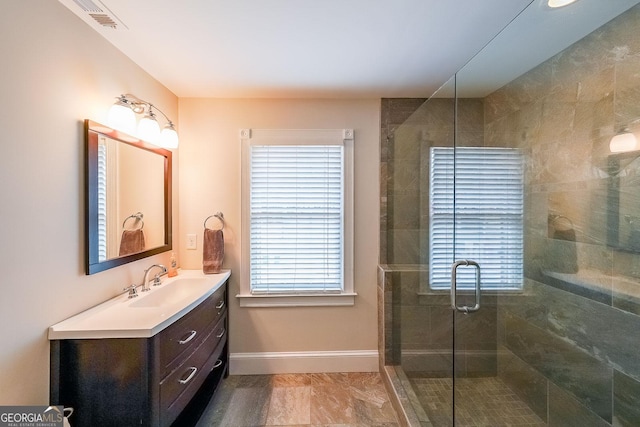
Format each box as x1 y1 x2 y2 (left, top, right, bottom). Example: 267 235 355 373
56 338 151 426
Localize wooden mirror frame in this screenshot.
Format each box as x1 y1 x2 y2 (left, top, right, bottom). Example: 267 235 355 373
85 119 172 274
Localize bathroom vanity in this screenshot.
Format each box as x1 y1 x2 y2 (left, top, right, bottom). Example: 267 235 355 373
49 270 230 427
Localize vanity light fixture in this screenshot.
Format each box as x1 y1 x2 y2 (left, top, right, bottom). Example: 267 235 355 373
548 0 579 8
610 128 638 153
107 94 179 149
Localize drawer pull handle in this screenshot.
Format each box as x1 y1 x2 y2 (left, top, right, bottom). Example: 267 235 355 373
216 328 226 339
215 300 225 310
179 330 197 345
178 367 198 384
213 359 223 369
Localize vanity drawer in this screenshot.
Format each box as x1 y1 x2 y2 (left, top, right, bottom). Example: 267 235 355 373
159 286 226 374
159 314 227 426
50 276 230 427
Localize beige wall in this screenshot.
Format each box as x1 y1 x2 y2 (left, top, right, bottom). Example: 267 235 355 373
178 99 380 362
1 1 380 404
0 1 178 404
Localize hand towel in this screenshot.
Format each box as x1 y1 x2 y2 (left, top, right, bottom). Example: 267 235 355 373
119 229 145 256
203 228 224 274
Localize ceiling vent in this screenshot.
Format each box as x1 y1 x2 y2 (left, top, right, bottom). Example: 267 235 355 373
71 0 103 12
89 13 118 28
66 0 128 30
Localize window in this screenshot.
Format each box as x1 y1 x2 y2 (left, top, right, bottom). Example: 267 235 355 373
239 129 355 307
97 136 119 261
97 138 108 262
429 147 523 291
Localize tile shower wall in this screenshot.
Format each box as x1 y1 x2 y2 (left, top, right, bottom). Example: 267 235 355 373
380 97 484 266
486 5 640 426
380 5 640 426
380 97 497 378
380 98 429 265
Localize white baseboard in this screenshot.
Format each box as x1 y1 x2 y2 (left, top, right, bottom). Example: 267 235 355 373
229 350 379 375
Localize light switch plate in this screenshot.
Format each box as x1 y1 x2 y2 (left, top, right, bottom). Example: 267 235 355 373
186 234 197 250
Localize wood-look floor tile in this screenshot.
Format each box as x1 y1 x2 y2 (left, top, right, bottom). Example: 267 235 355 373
199 373 398 426
235 374 274 388
311 384 355 425
350 382 391 409
272 373 312 387
348 372 384 387
218 386 272 426
308 424 398 427
311 372 351 386
266 386 311 425
351 381 398 425
353 397 398 425
194 378 235 427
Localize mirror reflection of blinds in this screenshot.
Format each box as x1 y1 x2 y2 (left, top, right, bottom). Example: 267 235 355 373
97 138 108 262
429 147 523 291
249 145 344 293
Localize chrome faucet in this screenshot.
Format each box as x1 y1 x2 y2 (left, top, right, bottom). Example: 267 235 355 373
141 264 167 292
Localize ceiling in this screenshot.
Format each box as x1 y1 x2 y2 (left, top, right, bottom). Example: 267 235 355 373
59 0 638 99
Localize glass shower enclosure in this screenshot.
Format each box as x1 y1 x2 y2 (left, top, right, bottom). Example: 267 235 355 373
379 1 640 425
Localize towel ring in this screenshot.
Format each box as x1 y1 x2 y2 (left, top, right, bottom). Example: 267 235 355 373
123 212 144 230
204 212 225 230
550 214 573 228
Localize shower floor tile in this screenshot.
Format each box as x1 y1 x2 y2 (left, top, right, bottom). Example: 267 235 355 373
409 376 545 426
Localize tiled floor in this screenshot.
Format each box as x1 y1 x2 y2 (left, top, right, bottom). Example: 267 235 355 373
410 377 545 427
195 372 399 426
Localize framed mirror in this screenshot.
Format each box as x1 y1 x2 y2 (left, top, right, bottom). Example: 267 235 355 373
85 119 172 274
607 151 640 253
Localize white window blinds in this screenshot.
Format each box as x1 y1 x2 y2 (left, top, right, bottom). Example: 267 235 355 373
249 144 345 293
97 138 108 262
429 147 523 291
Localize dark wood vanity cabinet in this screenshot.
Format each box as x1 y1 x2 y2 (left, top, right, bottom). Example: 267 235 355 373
50 281 228 427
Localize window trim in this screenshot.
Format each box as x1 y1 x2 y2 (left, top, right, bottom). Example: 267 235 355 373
238 128 355 307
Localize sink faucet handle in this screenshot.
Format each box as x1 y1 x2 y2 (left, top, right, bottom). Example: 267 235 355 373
123 284 138 299
153 264 168 286
152 273 163 287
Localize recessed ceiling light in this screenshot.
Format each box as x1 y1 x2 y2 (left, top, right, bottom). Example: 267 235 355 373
548 0 579 8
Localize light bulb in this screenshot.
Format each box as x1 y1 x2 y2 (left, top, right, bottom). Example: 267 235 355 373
548 0 579 8
137 112 161 144
107 98 136 135
160 124 179 149
610 130 638 153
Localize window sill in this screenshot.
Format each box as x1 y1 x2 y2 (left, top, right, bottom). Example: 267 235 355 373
236 292 357 307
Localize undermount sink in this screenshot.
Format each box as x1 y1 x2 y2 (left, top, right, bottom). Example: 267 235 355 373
48 269 231 340
129 277 218 308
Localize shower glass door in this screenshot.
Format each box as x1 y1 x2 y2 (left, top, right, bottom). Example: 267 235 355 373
448 88 531 425
422 73 532 425
446 4 533 423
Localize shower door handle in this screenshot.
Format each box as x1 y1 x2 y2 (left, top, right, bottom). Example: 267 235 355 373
451 260 481 314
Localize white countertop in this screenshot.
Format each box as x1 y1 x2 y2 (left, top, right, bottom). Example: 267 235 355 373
48 269 230 340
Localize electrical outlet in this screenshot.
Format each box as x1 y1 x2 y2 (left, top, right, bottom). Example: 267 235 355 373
186 234 197 250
